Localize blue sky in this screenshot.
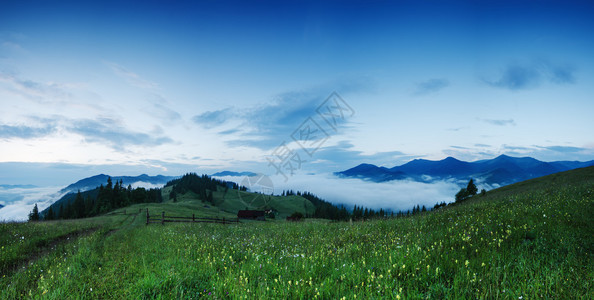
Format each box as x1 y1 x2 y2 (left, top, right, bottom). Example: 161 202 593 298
1 0 594 189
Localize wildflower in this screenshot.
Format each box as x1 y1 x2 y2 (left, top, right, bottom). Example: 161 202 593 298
465 260 469 267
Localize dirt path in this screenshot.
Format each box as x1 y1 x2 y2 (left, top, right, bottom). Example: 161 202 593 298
6 211 144 277
105 210 142 237
7 227 100 276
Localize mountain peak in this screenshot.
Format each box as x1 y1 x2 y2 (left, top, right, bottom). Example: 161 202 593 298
443 156 461 162
60 174 177 194
337 155 594 186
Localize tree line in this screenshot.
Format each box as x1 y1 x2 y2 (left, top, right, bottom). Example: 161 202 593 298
165 173 238 205
34 177 163 221
280 190 350 221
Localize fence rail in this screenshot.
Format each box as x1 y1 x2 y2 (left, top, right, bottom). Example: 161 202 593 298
145 209 240 225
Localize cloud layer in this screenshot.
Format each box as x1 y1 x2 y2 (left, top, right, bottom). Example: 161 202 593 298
216 173 462 213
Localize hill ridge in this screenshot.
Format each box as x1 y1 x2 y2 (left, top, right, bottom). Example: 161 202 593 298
337 155 594 186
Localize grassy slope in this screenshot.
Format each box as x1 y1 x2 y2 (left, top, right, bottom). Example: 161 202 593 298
160 185 316 219
1 167 593 299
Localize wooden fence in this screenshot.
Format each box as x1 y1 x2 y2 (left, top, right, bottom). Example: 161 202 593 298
145 209 240 225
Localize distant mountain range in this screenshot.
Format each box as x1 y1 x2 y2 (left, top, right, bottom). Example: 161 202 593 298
336 155 594 186
60 174 177 194
211 171 258 177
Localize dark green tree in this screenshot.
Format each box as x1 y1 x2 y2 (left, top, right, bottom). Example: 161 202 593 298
207 190 214 204
46 206 55 220
466 179 478 196
455 188 469 203
74 190 85 218
170 189 177 202
28 203 40 221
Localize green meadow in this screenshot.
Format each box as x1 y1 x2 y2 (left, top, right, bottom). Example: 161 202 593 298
1 167 593 299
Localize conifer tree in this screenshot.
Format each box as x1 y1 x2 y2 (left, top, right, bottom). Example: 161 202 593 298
74 190 85 218
28 203 40 221
467 179 478 196
46 206 54 220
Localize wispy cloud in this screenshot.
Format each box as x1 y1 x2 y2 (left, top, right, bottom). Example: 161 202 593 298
450 145 470 150
193 91 337 150
0 72 73 102
0 124 56 139
480 118 516 126
142 95 182 122
218 129 240 135
192 78 372 151
446 127 468 132
413 78 449 95
547 64 576 84
537 145 585 153
306 140 408 170
69 118 173 150
105 61 158 89
192 108 235 129
483 60 576 90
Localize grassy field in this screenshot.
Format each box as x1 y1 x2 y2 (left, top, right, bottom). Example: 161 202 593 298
161 185 316 219
1 167 593 298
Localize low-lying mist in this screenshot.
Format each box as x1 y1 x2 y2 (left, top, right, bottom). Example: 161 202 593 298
0 186 64 222
216 173 463 213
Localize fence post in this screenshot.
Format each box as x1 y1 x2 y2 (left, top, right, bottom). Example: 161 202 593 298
193 214 195 223
162 211 165 225
146 208 149 225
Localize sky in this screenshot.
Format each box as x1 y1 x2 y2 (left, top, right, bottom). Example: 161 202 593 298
1 0 594 219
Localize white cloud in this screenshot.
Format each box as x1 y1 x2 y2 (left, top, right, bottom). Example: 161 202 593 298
0 186 64 222
216 173 460 212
